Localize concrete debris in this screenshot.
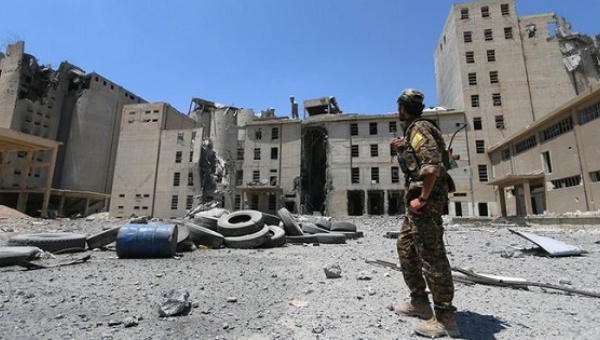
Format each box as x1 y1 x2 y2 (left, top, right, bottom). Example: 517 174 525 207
158 288 192 317
324 263 342 279
508 229 583 257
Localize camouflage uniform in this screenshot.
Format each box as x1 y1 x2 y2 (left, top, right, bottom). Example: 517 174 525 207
396 117 456 314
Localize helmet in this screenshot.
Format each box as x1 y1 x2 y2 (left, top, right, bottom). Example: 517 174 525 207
397 88 425 105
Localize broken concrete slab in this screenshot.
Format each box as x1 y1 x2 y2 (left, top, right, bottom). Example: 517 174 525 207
508 229 583 257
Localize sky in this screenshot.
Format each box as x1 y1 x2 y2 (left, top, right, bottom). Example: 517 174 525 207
2 1 600 117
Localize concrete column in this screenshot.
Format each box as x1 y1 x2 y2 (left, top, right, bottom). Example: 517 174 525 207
499 186 507 217
523 181 533 216
42 146 58 217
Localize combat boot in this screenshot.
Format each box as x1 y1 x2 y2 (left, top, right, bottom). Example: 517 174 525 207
413 311 460 338
394 300 433 319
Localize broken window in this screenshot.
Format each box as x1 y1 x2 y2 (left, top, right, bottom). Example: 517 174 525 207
175 151 182 163
271 147 278 160
484 29 493 41
350 123 358 136
171 195 179 210
492 93 502 107
487 50 496 62
369 122 378 135
504 27 513 39
471 95 480 108
351 145 359 158
526 24 536 38
255 128 262 140
271 127 279 140
489 71 499 84
466 51 475 64
501 3 509 15
270 169 277 186
252 170 260 182
367 190 384 215
481 6 490 18
388 190 404 215
478 164 488 182
473 117 483 130
188 171 194 186
476 140 485 153
495 115 505 128
543 151 553 173
177 131 184 142
186 195 194 210
173 172 180 186
579 100 600 124
389 121 397 134
254 148 261 160
236 170 243 186
502 148 511 160
468 72 477 85
590 170 600 183
370 144 379 157
371 167 380 184
237 148 244 160
540 117 573 141
347 190 364 216
514 135 537 154
250 195 259 210
351 167 360 184
391 166 400 183
189 150 193 162
463 31 473 43
551 175 581 189
460 8 469 19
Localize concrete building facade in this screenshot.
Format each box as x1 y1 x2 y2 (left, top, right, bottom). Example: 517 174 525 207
434 0 600 217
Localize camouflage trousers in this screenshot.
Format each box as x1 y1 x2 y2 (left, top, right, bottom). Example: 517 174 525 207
396 203 456 312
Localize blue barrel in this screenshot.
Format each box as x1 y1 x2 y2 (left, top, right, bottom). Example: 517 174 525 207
116 223 178 258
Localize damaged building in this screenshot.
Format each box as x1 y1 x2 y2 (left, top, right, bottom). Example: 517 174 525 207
0 41 145 217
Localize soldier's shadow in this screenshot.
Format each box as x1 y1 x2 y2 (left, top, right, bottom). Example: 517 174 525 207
457 310 509 340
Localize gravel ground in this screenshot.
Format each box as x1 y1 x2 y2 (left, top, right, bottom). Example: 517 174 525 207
1 213 600 340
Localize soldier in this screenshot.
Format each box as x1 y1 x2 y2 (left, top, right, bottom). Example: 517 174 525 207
390 88 460 338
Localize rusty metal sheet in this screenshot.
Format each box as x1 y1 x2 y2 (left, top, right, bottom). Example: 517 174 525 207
509 229 582 257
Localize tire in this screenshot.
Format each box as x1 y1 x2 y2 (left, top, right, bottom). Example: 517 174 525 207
277 208 303 236
192 215 219 231
300 222 330 234
8 233 87 253
337 230 364 239
217 210 264 237
260 225 286 248
315 217 331 230
224 225 270 249
175 224 190 243
286 234 318 244
262 213 282 226
87 226 121 250
185 222 224 249
0 246 43 267
316 233 347 244
330 221 357 232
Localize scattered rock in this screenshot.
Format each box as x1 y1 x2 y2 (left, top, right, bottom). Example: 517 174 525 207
158 288 191 317
324 263 342 279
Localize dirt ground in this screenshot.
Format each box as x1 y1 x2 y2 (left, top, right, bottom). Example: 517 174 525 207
1 211 600 340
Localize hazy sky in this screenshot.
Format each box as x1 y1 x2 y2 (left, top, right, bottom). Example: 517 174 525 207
2 1 599 117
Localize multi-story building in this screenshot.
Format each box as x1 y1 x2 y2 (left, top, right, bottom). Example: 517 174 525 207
434 0 600 216
0 41 145 216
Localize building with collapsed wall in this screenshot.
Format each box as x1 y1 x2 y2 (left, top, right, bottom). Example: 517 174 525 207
435 0 600 217
0 41 145 216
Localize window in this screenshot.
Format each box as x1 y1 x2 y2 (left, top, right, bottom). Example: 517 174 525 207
369 122 378 135
463 31 473 43
481 6 490 18
471 95 480 108
175 151 182 163
487 50 496 62
590 170 600 183
271 127 279 140
489 71 499 84
540 117 573 142
237 148 244 160
484 29 493 41
504 27 513 39
268 194 276 211
391 166 400 184
370 144 379 157
468 73 477 85
254 148 261 160
351 167 360 184
171 195 179 210
271 147 278 160
234 195 241 210
478 165 488 182
466 51 475 64
492 93 502 107
389 121 397 134
579 100 600 124
173 172 180 186
186 195 194 210
351 145 359 157
501 148 511 160
371 167 380 184
350 123 358 136
390 144 397 156
189 150 193 162
252 170 260 182
501 3 510 15
250 195 259 210
476 140 485 153
542 151 553 173
236 170 243 186
551 175 581 189
514 135 537 154
460 8 469 19
270 169 277 186
473 117 483 130
495 115 505 128
188 171 194 186
255 128 262 140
